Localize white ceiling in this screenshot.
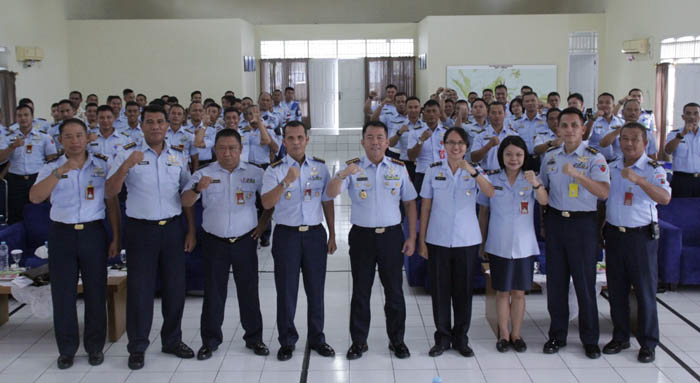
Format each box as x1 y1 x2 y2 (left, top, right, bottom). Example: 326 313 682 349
64 0 606 24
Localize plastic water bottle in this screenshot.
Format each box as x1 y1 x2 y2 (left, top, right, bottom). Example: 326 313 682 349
0 241 9 271
432 377 442 383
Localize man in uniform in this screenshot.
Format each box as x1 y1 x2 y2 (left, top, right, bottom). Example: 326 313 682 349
600 99 658 160
84 103 99 132
166 104 198 171
181 129 272 360
261 120 336 361
515 92 548 156
29 118 120 369
120 101 145 145
471 102 519 172
602 122 671 364
383 92 408 160
614 88 656 132
539 107 610 359
326 120 417 360
389 96 422 179
407 100 447 192
584 93 624 162
462 99 490 156
664 102 700 197
49 99 77 152
106 104 196 370
108 96 128 130
69 91 85 121
0 105 57 223
88 105 131 160
280 87 303 123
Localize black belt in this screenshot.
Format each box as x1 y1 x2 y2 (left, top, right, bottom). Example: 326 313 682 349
205 230 254 244
52 220 102 231
8 172 37 180
673 171 700 178
276 224 322 232
606 223 648 234
353 224 402 234
545 206 596 218
127 215 179 226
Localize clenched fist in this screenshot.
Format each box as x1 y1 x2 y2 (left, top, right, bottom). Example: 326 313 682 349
283 166 300 184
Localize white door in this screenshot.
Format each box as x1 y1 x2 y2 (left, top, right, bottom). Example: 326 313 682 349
568 53 598 111
338 58 365 129
309 59 338 132
671 64 700 130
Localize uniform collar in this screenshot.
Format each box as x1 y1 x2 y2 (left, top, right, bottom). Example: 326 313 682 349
614 152 649 171
284 154 310 168
210 160 247 174
524 113 543 122
139 140 169 155
360 155 390 169
558 142 587 157
97 129 116 139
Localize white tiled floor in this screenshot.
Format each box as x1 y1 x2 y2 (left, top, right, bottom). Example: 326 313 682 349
2 133 700 382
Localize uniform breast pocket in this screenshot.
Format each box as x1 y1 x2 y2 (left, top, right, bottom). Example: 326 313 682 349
676 141 689 156
52 179 76 207
241 184 258 205
164 164 182 185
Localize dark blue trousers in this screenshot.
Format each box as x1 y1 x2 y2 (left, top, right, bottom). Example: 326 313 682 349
604 225 659 349
125 218 185 354
670 172 700 198
271 225 328 347
544 211 600 345
48 221 107 356
200 232 263 348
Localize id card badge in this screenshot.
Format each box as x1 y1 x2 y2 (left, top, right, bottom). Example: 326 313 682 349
304 189 312 201
86 184 95 200
520 201 529 214
25 144 33 154
624 191 633 206
236 189 245 205
568 183 579 198
439 149 445 159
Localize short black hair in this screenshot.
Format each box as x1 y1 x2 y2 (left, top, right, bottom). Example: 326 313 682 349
598 92 615 102
18 98 33 106
487 101 506 113
444 98 455 105
214 127 242 146
521 85 533 91
567 93 584 104
58 118 87 135
385 84 398 90
620 121 647 140
167 96 178 104
628 88 642 95
206 102 221 111
283 120 309 137
149 98 166 107
683 102 700 113
559 107 585 124
106 95 121 103
284 87 295 92
482 88 494 94
395 92 407 99
169 103 186 113
86 93 97 99
51 103 58 108
497 135 531 171
85 102 98 109
467 91 478 97
125 101 140 109
423 99 440 109
96 105 114 115
443 127 470 149
16 104 33 115
547 91 560 99
362 120 388 137
508 98 523 114
222 95 236 105
122 88 134 96
471 98 487 109
223 107 239 117
191 90 202 98
141 104 167 122
241 96 253 102
69 90 83 98
58 99 74 109
546 107 561 120
495 84 507 91
136 93 147 99
522 91 539 100
406 96 421 104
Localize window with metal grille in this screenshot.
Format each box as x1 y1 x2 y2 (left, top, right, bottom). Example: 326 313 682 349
260 39 414 59
661 36 700 63
569 32 598 54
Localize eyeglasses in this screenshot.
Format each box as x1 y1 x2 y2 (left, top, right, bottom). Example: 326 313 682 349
444 140 467 147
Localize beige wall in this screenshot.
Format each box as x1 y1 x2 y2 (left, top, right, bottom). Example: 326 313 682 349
66 18 255 105
416 14 607 102
0 0 69 120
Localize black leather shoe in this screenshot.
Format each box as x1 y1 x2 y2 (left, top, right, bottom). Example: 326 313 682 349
246 342 270 356
429 344 449 357
388 343 410 359
88 351 104 366
277 345 295 361
57 355 73 370
584 344 601 359
496 339 510 353
162 341 195 359
603 340 630 355
310 342 335 357
543 339 567 354
511 337 527 353
346 343 368 360
128 353 144 370
197 345 218 360
638 346 655 363
456 344 474 357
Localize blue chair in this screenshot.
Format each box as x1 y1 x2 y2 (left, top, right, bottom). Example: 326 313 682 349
658 198 700 285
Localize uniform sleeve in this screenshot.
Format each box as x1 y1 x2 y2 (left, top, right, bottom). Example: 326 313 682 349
476 188 490 206
320 165 333 202
178 156 191 190
588 153 610 183
183 169 203 193
44 134 58 156
336 163 351 193
261 166 280 195
665 130 680 147
471 133 485 152
107 150 129 179
474 166 490 192
0 135 8 150
419 167 433 199
533 133 547 148
35 161 58 184
400 165 418 201
649 165 671 195
407 129 419 150
539 152 550 188
646 131 658 155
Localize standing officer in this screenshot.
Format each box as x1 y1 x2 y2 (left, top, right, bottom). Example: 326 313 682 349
0 104 57 223
326 121 418 360
261 120 336 361
120 101 145 145
88 105 131 160
106 104 197 370
182 129 272 361
603 122 671 363
539 107 610 359
165 104 198 171
29 118 120 369
664 102 700 197
471 102 519 172
407 99 448 192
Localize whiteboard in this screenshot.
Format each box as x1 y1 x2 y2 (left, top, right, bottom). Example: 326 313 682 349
446 65 557 101
672 64 700 130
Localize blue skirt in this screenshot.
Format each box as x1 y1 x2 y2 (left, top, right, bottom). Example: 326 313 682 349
489 255 534 292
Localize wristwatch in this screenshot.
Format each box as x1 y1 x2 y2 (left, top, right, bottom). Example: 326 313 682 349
192 182 201 194
279 180 290 189
417 139 424 145
52 169 62 180
676 133 685 140
470 170 479 178
533 184 543 190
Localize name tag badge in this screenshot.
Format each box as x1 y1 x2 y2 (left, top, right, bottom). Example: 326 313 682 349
439 149 445 159
86 184 95 200
624 191 633 206
25 144 33 154
568 183 579 198
520 201 529 214
138 161 149 165
304 188 312 201
236 189 245 205
211 179 221 184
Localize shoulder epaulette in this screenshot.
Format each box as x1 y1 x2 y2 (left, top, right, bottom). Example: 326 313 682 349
670 129 680 132
475 129 485 134
430 161 442 168
312 156 325 164
345 158 360 165
648 160 660 168
38 118 46 121
546 145 559 152
270 159 283 168
248 161 262 168
45 156 60 164
120 132 130 137
644 109 653 114
185 128 194 134
123 142 136 150
5 132 12 136
585 146 599 155
390 158 405 166
93 153 108 162
470 162 480 168
170 145 183 152
485 169 501 176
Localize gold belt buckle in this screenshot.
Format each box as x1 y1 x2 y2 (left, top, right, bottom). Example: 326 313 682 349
694 173 700 178
561 211 571 218
74 224 84 230
299 225 309 232
228 237 238 243
618 226 626 233
158 220 167 226
375 227 386 234
23 175 29 180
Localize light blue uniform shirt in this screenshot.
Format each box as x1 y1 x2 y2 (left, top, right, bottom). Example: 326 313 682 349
261 110 281 132
165 126 196 159
47 122 63 151
605 122 657 160
1 128 57 175
88 130 131 160
420 160 487 247
371 103 398 122
533 127 558 148
262 155 331 226
471 125 519 171
665 128 700 173
514 113 548 154
272 104 290 126
35 153 109 223
390 118 423 161
505 115 525 131
216 126 251 163
113 116 128 131
588 115 624 161
606 153 670 227
184 161 263 237
407 122 448 173
540 143 610 212
280 100 302 122
107 141 190 220
118 124 144 145
196 125 217 161
245 124 279 165
477 170 539 259
620 110 656 132
338 156 417 227
443 116 456 128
